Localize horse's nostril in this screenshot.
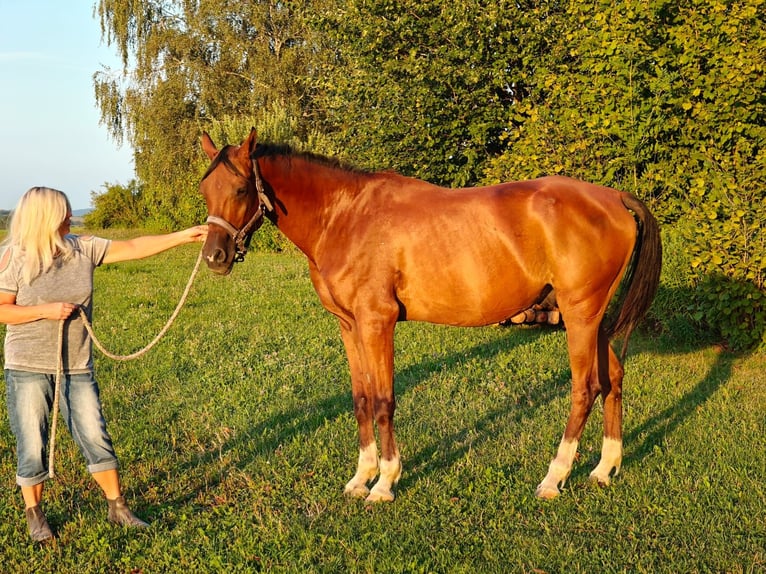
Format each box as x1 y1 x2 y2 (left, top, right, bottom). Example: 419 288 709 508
205 248 227 265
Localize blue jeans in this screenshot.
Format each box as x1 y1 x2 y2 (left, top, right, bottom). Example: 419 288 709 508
5 369 119 487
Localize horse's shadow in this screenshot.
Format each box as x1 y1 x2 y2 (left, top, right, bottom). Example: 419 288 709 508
155 324 570 509
392 326 571 490
147 281 757 509
622 343 738 471
621 282 759 472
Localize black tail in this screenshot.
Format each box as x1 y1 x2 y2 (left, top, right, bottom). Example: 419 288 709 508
604 193 662 359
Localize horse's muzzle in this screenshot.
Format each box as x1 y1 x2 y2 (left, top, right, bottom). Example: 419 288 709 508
205 251 233 275
202 237 235 275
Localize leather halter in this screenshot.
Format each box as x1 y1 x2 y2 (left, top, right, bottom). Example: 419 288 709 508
206 158 271 263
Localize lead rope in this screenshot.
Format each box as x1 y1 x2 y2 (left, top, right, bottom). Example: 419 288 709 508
48 249 204 478
49 321 65 478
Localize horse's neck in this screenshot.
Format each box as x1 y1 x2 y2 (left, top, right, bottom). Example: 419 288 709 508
261 156 360 256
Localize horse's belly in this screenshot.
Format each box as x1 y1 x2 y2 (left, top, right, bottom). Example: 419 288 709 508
396 270 542 327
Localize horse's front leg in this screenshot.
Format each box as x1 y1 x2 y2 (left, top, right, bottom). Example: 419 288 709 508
340 324 379 498
310 267 385 499
344 311 401 502
367 371 402 503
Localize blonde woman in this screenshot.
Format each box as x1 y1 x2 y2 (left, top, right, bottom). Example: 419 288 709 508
0 187 207 543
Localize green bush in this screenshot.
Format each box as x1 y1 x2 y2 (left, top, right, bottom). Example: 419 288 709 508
646 221 706 349
686 186 766 351
85 180 147 229
693 275 766 351
651 219 765 352
481 0 765 351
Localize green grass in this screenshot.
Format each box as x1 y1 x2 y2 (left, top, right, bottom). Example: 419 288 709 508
0 235 763 573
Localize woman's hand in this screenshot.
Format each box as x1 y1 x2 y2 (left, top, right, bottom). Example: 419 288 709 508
184 224 209 243
44 302 78 321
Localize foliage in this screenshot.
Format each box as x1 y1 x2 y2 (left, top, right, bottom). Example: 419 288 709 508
204 101 341 158
686 164 766 350
92 0 765 349
94 0 328 227
85 180 148 229
674 0 766 350
693 274 766 351
645 220 708 348
0 243 764 572
313 0 534 186
480 0 765 349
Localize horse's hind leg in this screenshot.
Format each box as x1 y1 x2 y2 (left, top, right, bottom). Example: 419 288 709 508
589 336 624 486
536 320 601 499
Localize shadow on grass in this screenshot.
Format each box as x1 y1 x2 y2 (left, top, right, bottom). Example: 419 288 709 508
624 347 738 470
394 326 571 490
620 282 760 471
157 324 570 508
154 280 760 510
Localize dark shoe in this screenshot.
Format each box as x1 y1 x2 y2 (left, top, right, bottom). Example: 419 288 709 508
25 505 54 543
107 496 149 528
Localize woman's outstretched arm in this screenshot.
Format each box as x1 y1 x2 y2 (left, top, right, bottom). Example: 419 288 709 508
102 225 208 264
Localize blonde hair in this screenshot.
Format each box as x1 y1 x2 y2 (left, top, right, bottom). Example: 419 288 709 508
5 187 74 284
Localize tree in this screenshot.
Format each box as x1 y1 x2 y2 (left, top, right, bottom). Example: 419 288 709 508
92 0 765 348
483 0 765 348
94 0 327 227
312 0 536 186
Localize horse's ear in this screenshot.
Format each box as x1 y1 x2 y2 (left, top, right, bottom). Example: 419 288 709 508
201 132 219 160
245 127 258 156
235 128 258 165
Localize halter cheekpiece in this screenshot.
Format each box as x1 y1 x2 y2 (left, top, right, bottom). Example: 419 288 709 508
206 158 271 262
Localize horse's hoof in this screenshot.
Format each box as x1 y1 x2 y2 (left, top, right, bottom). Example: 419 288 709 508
535 484 560 499
344 484 370 498
588 471 611 487
365 486 395 503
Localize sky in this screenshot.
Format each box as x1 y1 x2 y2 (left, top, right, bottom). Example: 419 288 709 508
0 0 135 211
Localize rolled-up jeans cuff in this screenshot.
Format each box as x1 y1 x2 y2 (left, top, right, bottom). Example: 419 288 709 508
16 471 50 488
88 460 119 474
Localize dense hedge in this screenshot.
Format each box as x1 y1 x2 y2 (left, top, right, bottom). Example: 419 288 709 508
91 0 765 349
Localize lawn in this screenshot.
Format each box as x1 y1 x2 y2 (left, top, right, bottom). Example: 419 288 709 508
0 240 763 573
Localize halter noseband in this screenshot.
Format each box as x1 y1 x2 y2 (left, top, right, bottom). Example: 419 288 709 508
206 158 272 263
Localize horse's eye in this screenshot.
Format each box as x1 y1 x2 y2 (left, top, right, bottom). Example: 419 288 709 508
236 187 248 197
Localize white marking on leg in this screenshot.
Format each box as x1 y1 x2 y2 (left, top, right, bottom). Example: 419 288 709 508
366 450 401 503
589 437 623 486
536 437 579 499
344 443 378 498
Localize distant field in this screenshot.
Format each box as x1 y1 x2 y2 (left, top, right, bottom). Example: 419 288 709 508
0 235 763 573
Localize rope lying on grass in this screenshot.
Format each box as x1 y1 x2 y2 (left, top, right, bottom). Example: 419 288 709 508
48 249 204 478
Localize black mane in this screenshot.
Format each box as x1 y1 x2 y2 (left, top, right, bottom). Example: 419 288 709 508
251 143 369 175
202 141 372 183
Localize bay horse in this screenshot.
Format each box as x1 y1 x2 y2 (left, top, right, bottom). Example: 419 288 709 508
199 129 662 501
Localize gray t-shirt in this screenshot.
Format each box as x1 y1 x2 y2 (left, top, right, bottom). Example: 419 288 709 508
0 235 111 374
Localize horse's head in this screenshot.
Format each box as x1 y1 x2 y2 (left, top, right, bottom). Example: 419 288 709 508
199 128 265 275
